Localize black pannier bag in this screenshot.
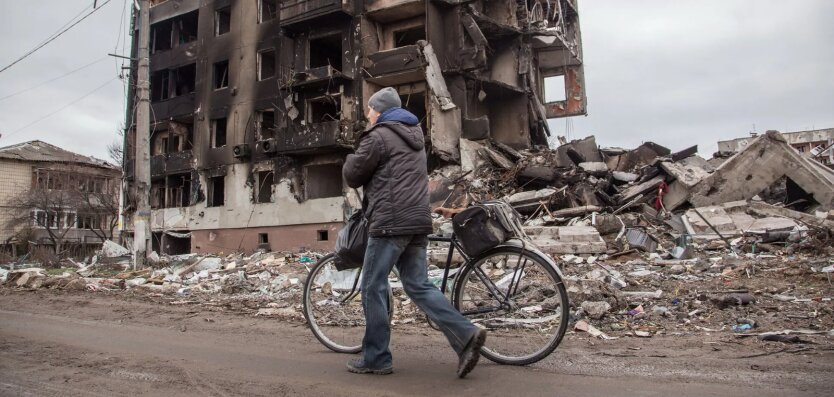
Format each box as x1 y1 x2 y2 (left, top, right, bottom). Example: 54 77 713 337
452 201 526 257
334 209 368 271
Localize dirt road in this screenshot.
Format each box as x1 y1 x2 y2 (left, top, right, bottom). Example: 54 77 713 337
0 289 830 396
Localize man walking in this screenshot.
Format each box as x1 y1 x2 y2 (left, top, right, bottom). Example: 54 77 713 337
343 87 487 378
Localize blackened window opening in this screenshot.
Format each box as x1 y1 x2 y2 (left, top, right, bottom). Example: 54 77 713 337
307 96 341 124
258 49 276 80
308 34 342 70
394 26 425 47
259 0 277 23
212 118 227 148
151 20 172 53
399 91 427 132
208 176 225 207
215 7 231 36
172 63 196 96
255 171 274 203
151 11 198 53
214 60 229 89
175 11 199 44
256 110 275 140
151 70 170 101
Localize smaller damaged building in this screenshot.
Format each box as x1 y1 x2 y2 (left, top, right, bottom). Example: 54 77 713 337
0 141 121 257
122 0 587 254
718 128 834 167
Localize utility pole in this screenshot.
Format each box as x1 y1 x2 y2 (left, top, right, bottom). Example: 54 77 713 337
133 0 151 269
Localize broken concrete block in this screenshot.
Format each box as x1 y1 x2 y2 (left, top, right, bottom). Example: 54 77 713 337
581 301 611 319
507 188 558 213
524 226 607 254
612 171 639 183
6 268 45 286
618 176 665 204
579 162 608 175
555 136 602 167
101 240 130 257
659 159 711 188
684 202 800 241
460 138 487 175
479 147 515 170
551 205 602 218
607 142 669 172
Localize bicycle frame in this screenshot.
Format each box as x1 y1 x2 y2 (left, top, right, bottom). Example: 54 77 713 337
332 234 544 317
427 234 471 295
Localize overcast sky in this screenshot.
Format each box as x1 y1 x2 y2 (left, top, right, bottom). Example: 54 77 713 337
0 1 832 162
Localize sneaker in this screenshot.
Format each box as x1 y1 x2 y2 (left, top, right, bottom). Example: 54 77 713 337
346 358 393 375
457 329 487 378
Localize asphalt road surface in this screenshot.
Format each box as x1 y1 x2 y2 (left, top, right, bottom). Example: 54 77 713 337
1 290 830 396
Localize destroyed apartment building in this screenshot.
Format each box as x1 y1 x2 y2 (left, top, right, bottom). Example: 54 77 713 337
122 0 587 254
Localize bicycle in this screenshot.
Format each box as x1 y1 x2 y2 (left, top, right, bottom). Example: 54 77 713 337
302 234 570 365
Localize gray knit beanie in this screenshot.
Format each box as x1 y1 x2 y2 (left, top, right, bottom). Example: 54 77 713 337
368 87 401 113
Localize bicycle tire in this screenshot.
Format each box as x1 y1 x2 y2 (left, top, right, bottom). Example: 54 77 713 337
303 254 365 353
452 245 569 365
302 254 394 354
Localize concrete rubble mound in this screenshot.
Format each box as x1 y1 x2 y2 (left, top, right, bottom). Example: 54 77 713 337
3 130 833 344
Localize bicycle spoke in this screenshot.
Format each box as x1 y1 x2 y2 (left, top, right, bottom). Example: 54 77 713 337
454 248 569 365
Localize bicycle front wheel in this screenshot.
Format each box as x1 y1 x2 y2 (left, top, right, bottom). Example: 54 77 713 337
452 246 569 365
303 254 365 353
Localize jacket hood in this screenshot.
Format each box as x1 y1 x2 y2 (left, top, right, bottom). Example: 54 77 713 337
372 108 424 151
378 107 419 125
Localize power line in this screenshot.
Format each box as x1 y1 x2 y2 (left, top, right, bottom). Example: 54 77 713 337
0 57 108 102
0 0 113 74
4 77 118 138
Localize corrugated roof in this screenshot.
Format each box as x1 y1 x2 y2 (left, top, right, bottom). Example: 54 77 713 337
0 140 116 169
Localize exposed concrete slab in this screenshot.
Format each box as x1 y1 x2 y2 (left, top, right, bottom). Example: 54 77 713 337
684 201 801 241
690 131 834 211
524 225 607 254
459 138 487 175
579 162 608 174
659 156 714 211
618 176 665 204
555 136 602 167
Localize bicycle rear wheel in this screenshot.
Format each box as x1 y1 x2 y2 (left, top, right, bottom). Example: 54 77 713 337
303 254 365 353
452 246 569 365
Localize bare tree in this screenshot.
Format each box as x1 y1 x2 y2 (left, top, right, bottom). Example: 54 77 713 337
107 129 125 166
107 140 123 166
6 187 76 255
75 182 120 242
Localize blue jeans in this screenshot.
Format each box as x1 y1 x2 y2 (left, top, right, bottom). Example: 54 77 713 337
361 234 478 368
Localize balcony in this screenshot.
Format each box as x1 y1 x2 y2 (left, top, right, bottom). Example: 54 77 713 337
365 0 424 23
282 65 347 89
364 44 426 86
279 121 351 153
279 0 354 29
150 150 194 177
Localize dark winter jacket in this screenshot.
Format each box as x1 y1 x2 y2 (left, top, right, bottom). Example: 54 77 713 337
343 107 432 237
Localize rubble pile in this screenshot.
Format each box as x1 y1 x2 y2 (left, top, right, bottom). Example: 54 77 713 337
2 130 833 343
1 250 322 320
427 130 834 340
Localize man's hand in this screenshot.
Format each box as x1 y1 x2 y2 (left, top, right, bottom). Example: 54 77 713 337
433 207 463 219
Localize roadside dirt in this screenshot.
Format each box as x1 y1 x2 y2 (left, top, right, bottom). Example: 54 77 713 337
1 289 832 396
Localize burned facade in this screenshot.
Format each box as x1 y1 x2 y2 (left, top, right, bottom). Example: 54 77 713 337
123 0 586 254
